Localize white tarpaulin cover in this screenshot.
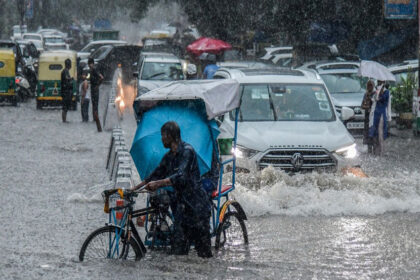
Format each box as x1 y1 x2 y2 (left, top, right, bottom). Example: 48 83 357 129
358 60 396 82
136 79 240 119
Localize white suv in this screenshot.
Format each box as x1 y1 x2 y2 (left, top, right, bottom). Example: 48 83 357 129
135 52 185 96
214 68 359 172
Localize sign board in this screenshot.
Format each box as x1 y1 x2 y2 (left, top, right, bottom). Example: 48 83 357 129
94 19 112 30
384 0 417 19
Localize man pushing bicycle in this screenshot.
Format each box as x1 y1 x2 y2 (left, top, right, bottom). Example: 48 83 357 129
131 121 213 258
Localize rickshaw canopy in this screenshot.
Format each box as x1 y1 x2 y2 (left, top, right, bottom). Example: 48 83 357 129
136 79 240 120
0 49 15 77
38 50 77 80
130 102 220 179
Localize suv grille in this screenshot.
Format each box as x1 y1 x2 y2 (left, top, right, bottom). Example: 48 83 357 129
259 149 336 171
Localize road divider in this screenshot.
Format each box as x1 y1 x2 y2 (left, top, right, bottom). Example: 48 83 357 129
106 127 133 189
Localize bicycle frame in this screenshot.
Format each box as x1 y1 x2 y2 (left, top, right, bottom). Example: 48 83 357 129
214 108 239 230
106 199 156 258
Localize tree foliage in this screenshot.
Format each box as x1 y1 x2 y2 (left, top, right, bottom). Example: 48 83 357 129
0 0 415 56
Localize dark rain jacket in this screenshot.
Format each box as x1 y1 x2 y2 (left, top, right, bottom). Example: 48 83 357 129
60 68 73 100
145 141 211 224
89 67 102 94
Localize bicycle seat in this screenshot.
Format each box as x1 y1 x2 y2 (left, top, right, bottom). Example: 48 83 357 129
211 184 233 199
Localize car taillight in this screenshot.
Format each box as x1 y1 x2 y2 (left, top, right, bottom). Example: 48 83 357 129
15 78 20 84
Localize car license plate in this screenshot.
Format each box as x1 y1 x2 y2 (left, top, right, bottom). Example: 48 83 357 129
346 122 364 129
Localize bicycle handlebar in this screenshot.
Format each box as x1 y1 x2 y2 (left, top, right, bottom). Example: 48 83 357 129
102 187 151 201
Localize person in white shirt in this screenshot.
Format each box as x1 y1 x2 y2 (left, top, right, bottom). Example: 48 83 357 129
79 71 91 122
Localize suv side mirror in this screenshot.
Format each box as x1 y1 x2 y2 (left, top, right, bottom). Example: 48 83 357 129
133 72 139 78
340 106 355 121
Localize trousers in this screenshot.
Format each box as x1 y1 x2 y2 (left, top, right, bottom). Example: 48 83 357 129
171 202 212 258
81 99 90 122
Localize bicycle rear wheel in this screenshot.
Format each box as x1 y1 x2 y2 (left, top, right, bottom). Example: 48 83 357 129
79 225 142 261
215 212 248 249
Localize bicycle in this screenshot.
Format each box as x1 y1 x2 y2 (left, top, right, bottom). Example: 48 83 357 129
79 80 250 261
79 184 248 261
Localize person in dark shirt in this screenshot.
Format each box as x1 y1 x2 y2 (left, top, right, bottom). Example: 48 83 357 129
132 121 212 258
88 58 104 132
60 59 73 122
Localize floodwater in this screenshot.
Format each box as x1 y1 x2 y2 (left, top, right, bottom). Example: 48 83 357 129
1 86 420 279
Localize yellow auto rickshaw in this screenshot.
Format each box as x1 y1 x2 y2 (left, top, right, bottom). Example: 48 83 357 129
0 49 18 106
36 50 78 110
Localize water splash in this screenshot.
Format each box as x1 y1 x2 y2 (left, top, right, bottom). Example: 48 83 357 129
229 166 420 217
67 182 114 203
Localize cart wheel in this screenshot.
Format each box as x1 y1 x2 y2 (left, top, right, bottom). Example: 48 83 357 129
12 96 18 106
215 211 248 250
36 100 42 110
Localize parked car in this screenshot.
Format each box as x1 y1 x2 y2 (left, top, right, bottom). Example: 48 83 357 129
77 40 127 60
141 34 173 53
22 33 44 52
11 25 27 40
80 44 141 82
388 59 418 84
37 28 67 39
260 46 293 67
43 34 68 50
134 52 185 96
213 67 358 173
298 61 368 135
216 61 275 70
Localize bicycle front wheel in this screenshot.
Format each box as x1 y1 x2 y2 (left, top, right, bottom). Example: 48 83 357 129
215 212 248 249
79 225 142 261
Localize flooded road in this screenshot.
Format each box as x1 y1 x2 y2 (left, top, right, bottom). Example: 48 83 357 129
1 89 420 279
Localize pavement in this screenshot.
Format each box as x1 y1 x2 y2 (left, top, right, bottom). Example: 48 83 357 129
389 126 417 139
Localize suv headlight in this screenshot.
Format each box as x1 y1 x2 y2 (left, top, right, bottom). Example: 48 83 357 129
232 145 259 158
335 143 357 159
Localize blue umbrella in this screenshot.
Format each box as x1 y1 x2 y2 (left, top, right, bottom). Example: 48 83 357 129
130 101 220 180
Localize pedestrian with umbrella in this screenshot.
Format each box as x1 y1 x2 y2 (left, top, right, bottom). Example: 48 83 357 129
361 79 375 153
186 37 231 79
202 54 219 79
358 60 395 156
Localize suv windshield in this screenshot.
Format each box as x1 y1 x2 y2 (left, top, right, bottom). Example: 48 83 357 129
237 84 334 121
320 73 367 94
141 62 184 80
